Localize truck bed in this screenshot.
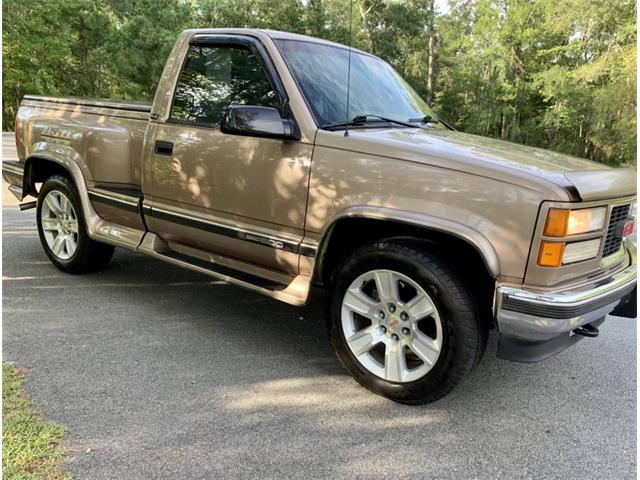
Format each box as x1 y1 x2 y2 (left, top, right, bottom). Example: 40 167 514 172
17 95 152 190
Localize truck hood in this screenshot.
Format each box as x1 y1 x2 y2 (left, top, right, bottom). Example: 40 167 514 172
325 128 636 201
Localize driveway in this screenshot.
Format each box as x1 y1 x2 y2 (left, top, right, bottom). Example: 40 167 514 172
2 133 637 479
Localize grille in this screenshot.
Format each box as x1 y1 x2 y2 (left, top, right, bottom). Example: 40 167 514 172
602 204 631 257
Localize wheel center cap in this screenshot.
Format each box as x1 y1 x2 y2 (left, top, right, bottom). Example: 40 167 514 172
385 313 403 334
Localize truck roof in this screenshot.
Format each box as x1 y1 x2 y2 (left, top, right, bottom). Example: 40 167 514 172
186 28 372 57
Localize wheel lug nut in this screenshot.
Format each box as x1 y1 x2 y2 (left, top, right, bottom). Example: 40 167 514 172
391 334 399 341
388 304 396 313
381 326 387 333
379 311 385 319
402 327 410 335
400 312 409 321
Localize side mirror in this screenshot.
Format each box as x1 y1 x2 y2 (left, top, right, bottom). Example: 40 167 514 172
220 105 300 141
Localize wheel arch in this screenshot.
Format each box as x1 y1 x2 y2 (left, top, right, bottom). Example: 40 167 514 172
23 152 102 238
25 156 73 196
23 145 90 192
313 207 500 287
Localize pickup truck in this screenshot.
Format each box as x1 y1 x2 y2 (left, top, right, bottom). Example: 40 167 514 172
4 28 637 404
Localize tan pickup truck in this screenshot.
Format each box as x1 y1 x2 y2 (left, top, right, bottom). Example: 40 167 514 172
4 29 637 404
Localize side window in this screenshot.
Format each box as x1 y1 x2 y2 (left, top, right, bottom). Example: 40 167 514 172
170 44 280 125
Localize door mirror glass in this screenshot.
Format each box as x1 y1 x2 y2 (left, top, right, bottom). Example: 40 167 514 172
221 105 299 140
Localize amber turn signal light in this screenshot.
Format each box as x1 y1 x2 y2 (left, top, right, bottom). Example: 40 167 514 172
538 241 565 267
544 209 570 237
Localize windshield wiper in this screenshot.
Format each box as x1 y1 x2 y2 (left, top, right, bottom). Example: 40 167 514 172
408 115 453 129
322 114 419 131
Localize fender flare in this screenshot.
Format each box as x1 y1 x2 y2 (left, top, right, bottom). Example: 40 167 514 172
24 146 103 238
313 205 500 279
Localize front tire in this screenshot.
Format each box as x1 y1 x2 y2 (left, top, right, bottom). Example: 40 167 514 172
36 175 114 274
328 240 487 404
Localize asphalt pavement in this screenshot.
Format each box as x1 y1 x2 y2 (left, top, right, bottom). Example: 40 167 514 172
2 133 637 479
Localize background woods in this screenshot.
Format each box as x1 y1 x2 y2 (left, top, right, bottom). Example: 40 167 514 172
2 0 636 165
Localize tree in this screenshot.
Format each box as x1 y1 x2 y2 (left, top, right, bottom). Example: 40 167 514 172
3 0 79 126
2 0 636 165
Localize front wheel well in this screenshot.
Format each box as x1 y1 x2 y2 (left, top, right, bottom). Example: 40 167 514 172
315 217 496 325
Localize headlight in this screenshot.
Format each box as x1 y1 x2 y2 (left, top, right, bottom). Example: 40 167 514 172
562 239 602 264
544 207 607 237
538 206 607 267
538 239 602 267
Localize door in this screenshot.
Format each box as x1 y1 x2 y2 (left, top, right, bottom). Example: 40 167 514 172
144 36 313 275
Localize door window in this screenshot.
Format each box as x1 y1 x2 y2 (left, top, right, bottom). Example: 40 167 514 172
170 44 280 126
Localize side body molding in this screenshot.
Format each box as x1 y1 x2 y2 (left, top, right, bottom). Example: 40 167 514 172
313 206 501 279
25 145 146 250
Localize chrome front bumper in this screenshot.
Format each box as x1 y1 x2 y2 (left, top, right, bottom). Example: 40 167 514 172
496 241 636 362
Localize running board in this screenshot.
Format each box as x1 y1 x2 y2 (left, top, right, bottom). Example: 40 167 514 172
163 250 286 291
138 234 311 306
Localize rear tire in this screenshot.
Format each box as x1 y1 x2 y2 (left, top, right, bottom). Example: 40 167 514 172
327 240 487 404
36 175 114 274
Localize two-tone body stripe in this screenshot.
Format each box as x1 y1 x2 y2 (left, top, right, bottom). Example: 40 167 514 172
299 243 318 257
88 190 140 213
3 162 25 200
2 161 24 186
2 161 25 178
88 188 317 257
147 206 315 256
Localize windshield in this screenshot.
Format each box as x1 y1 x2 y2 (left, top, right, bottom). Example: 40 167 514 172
274 39 441 128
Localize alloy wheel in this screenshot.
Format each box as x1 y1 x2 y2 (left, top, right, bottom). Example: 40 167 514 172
40 190 79 260
341 269 443 383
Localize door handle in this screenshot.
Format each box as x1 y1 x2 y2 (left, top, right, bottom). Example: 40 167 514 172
154 140 173 156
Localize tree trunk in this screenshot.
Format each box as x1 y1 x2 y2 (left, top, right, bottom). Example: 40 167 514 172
426 0 435 106
427 34 434 106
358 2 374 51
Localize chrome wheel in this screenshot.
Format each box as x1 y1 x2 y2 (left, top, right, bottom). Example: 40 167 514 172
341 269 443 383
40 190 79 260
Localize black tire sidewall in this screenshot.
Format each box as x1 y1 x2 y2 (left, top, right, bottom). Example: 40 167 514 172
329 242 481 404
36 176 89 273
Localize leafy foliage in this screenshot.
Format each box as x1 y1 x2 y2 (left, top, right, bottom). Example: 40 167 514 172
2 0 636 164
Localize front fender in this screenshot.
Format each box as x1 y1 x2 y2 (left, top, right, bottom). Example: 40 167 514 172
316 205 501 278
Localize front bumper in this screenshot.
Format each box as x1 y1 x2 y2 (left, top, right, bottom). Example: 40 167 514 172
496 241 636 362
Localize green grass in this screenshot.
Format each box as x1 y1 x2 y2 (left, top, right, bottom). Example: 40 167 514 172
3 362 71 480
